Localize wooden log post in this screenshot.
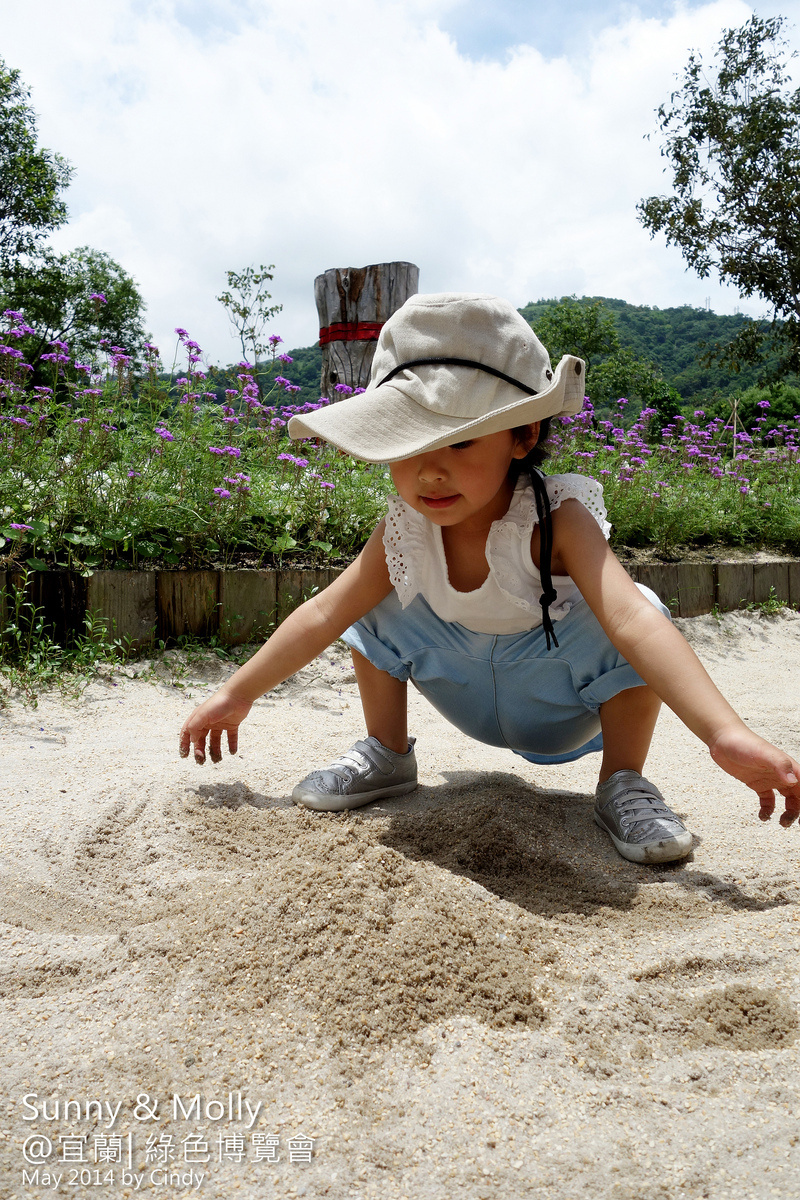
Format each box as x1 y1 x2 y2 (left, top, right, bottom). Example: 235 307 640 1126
315 262 419 398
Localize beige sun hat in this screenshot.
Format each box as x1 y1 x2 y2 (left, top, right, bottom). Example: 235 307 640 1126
287 292 586 463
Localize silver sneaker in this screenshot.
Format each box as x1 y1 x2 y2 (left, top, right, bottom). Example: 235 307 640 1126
594 770 693 864
292 737 417 812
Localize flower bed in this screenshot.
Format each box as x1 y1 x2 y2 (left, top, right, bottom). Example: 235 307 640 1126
2 314 800 582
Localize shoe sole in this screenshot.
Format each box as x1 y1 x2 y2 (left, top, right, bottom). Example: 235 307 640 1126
593 812 693 863
292 779 418 813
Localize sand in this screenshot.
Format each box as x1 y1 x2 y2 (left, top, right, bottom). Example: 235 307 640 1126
1 608 799 1200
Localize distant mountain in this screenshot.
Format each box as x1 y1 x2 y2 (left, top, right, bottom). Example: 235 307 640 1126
520 297 792 401
257 296 796 404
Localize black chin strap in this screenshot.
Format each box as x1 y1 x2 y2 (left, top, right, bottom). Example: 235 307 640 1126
377 357 539 395
528 469 559 651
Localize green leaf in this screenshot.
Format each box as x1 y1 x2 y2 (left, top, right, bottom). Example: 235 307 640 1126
26 557 48 570
29 520 48 536
310 540 333 553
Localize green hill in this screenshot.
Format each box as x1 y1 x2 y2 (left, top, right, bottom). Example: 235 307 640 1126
520 297 792 401
221 297 797 406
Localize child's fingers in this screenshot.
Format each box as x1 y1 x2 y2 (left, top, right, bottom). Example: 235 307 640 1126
179 725 206 763
209 729 223 764
193 732 207 765
758 789 776 822
226 727 239 756
779 788 800 828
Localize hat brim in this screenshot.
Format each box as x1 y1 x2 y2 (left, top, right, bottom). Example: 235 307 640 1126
288 354 585 463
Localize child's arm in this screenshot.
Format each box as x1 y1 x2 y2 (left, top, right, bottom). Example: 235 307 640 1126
553 500 800 827
179 521 394 765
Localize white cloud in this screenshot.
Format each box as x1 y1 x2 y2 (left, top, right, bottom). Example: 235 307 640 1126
1 0 796 370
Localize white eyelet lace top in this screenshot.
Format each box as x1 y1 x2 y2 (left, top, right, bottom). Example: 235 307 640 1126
382 473 611 635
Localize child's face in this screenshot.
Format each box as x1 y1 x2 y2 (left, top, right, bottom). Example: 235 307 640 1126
390 425 538 529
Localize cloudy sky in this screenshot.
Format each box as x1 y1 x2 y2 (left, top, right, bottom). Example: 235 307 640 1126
2 0 799 366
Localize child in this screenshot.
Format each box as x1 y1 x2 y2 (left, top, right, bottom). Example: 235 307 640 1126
180 293 800 863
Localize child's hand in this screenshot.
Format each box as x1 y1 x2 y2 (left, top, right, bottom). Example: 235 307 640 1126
708 724 800 827
179 690 253 765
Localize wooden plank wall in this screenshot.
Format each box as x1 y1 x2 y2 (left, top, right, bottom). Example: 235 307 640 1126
1 561 796 649
625 560 800 615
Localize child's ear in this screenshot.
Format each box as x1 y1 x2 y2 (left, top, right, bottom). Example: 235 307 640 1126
512 422 540 459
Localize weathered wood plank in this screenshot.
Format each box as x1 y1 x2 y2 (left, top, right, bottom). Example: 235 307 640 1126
9 570 87 646
715 562 755 611
86 571 156 649
636 564 679 613
675 563 715 618
315 262 419 396
754 561 790 606
788 562 800 609
275 568 330 624
157 571 220 639
0 571 5 633
220 570 277 646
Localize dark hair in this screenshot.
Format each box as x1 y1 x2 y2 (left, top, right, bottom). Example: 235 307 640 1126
508 417 552 483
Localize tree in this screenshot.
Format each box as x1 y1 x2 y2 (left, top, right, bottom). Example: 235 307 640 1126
588 349 684 427
532 295 620 370
0 57 73 268
638 15 800 380
217 264 283 393
0 247 147 369
527 296 675 421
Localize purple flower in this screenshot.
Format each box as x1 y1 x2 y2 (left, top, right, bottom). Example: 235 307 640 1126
277 353 293 364
269 335 283 346
334 383 353 395
127 470 142 478
155 427 174 442
175 327 189 338
757 399 771 409
208 446 225 455
224 446 241 458
320 481 335 490
73 417 90 425
90 292 107 304
213 487 232 498
9 522 33 531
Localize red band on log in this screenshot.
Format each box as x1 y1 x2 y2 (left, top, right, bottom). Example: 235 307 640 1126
319 321 384 345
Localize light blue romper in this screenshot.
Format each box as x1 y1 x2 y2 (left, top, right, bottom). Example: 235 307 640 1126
341 475 669 765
